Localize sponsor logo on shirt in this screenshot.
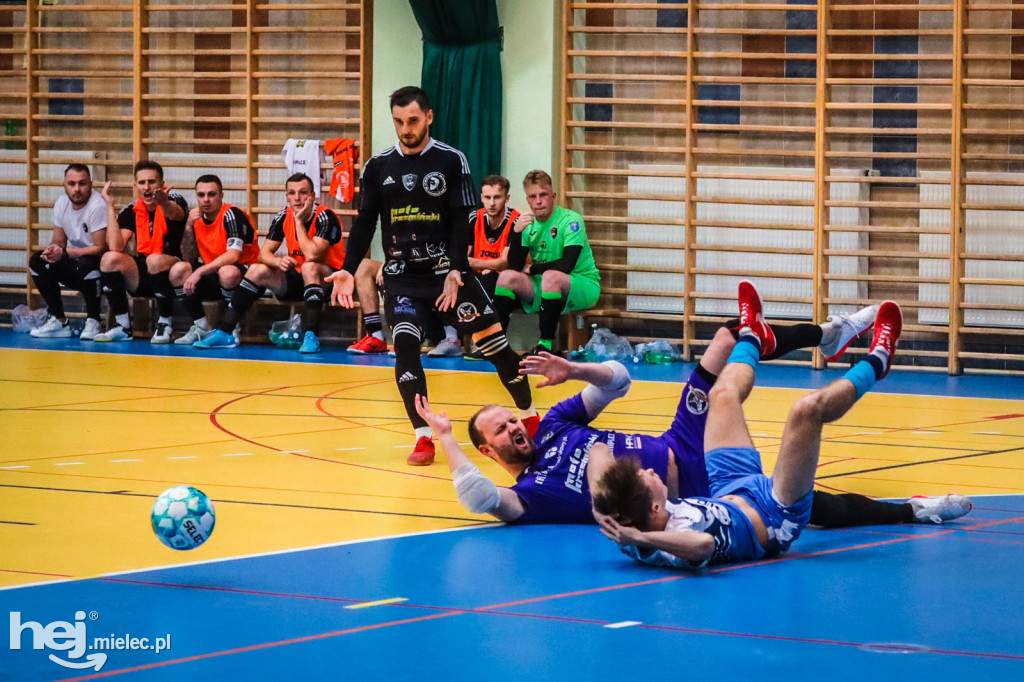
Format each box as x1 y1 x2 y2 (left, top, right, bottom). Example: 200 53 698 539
423 171 447 197
550 226 558 239
383 260 406 276
383 176 396 186
569 221 580 232
390 206 441 223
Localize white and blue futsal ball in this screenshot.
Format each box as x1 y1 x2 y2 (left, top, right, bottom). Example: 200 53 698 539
151 486 216 550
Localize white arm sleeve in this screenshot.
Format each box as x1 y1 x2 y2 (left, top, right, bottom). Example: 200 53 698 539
452 461 502 514
581 361 632 419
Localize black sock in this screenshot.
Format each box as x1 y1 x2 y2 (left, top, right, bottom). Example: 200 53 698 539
301 284 324 334
393 325 427 428
725 318 823 360
28 253 65 318
492 289 517 330
218 278 260 333
175 285 206 321
538 292 566 346
150 270 174 318
101 271 129 317
809 491 914 528
81 273 102 320
363 312 383 336
477 330 533 410
865 354 886 380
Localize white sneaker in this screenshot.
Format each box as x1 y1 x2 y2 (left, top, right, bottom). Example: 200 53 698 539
30 314 72 338
79 318 102 341
909 494 972 523
94 325 133 342
175 324 210 346
427 338 463 357
151 321 172 344
819 305 879 361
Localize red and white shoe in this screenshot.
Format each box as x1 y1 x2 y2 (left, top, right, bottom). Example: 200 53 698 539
407 436 436 466
737 280 776 358
347 334 388 354
869 300 902 378
523 414 541 438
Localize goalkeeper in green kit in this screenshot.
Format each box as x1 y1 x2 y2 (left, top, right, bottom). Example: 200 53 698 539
492 170 601 355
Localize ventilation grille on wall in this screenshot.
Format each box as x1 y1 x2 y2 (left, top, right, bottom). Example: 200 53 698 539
919 172 1024 328
626 165 869 319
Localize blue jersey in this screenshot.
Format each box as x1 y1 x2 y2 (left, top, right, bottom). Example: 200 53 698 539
620 497 763 569
510 394 674 524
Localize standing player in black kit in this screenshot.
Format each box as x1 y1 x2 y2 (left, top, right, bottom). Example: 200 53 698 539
328 86 538 466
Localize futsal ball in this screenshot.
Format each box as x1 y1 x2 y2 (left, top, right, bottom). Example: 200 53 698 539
151 486 216 550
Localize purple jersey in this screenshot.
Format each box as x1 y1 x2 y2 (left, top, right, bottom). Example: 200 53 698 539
508 369 715 524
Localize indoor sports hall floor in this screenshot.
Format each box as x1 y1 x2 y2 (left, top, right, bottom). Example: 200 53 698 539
3 329 1024 680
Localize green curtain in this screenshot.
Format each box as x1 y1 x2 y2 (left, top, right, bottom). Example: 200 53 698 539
408 0 503 183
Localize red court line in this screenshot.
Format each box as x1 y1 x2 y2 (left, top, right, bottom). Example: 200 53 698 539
63 513 1024 679
208 383 452 482
1 568 72 578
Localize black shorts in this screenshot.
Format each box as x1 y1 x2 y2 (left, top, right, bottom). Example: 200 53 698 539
277 267 334 300
475 270 499 298
190 266 248 301
383 271 498 336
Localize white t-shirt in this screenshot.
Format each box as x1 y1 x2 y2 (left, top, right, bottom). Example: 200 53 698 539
282 138 323 196
53 191 108 249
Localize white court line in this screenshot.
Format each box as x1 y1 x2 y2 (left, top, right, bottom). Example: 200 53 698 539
54 462 84 466
223 453 254 457
167 456 197 460
1 465 29 470
605 621 642 629
110 459 140 463
971 431 1003 435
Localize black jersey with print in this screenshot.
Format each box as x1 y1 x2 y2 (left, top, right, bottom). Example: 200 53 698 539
342 139 476 290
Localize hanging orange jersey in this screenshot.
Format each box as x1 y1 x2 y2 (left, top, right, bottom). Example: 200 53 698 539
325 137 359 203
268 204 346 271
471 207 520 272
133 200 167 257
194 204 259 267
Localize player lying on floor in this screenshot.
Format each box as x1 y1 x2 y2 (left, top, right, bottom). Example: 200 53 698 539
589 283 971 569
414 297 971 528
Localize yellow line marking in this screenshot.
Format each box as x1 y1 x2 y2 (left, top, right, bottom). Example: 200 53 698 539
344 597 408 610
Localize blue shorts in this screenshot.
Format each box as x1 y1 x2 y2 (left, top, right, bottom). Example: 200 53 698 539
704 447 813 555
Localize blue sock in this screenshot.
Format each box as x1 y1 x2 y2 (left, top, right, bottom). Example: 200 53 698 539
727 335 761 369
844 359 877 400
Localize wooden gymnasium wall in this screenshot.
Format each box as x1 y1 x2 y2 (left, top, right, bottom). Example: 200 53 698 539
561 0 1024 375
0 0 370 336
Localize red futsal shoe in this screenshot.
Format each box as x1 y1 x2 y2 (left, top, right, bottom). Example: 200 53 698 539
407 436 436 466
737 280 776 358
869 300 902 378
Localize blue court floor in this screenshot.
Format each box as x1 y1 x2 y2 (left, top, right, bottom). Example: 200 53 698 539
6 497 1024 681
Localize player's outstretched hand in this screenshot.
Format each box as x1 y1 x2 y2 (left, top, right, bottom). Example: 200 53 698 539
436 270 463 312
414 394 452 438
325 269 355 308
519 351 572 388
598 514 644 548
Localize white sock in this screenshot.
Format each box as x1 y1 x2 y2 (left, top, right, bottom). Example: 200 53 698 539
158 316 172 325
819 321 839 346
372 330 384 340
414 426 432 441
521 405 538 419
195 318 211 330
870 346 890 365
115 313 130 328
444 326 459 342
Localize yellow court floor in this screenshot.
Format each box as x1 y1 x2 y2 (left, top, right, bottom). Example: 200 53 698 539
2 346 1023 589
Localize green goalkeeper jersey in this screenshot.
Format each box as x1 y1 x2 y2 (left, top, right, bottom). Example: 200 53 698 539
520 205 599 281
